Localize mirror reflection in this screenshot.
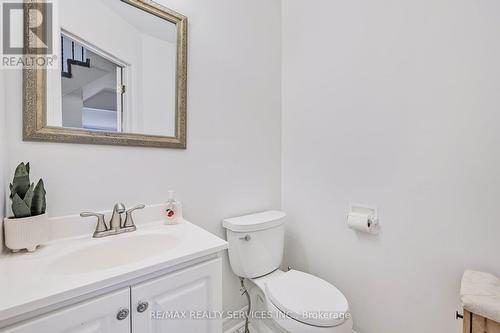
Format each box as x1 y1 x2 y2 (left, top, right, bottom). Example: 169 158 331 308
47 0 177 137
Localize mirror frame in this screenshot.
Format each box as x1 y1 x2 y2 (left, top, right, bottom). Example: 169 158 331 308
23 0 187 149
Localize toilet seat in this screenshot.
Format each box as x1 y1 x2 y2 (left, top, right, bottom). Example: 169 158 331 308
265 270 350 327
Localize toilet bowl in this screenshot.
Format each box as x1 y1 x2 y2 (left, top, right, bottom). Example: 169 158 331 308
223 211 353 333
251 270 353 333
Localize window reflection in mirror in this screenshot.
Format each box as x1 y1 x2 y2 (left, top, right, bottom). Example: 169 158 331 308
46 0 177 137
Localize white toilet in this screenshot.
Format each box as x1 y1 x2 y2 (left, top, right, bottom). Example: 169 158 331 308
223 211 353 333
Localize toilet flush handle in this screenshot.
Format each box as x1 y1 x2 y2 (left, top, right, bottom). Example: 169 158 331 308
239 235 251 241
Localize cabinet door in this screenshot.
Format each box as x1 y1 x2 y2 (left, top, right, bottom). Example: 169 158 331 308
131 258 222 333
464 310 500 333
2 289 130 333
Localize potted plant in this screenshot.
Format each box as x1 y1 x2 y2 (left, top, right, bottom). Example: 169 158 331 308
4 162 49 252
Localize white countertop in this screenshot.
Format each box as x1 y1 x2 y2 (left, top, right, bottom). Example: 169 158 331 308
0 220 227 324
461 270 500 323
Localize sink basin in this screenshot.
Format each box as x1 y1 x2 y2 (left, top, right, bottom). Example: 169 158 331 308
48 234 180 274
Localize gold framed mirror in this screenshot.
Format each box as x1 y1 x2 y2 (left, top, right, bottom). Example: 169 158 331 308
23 0 187 148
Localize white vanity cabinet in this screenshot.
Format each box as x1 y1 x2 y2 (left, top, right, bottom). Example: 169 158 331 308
1 258 222 333
131 258 222 333
2 289 131 333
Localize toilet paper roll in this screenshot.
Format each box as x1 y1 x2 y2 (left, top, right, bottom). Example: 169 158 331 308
347 212 377 233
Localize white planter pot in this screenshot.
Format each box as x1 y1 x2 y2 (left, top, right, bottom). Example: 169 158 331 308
4 213 51 253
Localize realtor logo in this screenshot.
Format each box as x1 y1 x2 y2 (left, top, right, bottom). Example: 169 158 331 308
1 1 56 68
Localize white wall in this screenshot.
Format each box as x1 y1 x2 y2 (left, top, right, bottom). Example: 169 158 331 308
62 91 83 128
0 69 6 252
282 1 500 332
141 34 176 136
4 0 281 315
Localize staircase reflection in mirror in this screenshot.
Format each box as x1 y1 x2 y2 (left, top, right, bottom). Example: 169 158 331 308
60 34 123 132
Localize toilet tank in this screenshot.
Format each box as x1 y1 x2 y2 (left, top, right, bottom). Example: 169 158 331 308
223 211 286 278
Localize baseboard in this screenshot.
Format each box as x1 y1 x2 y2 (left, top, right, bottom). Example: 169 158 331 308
223 306 248 333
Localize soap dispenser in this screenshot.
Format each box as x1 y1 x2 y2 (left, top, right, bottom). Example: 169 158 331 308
163 190 181 225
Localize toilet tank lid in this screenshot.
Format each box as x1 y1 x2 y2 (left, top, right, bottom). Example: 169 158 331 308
222 210 286 232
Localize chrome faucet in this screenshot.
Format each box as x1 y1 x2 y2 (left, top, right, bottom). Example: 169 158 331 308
110 203 126 232
80 203 145 238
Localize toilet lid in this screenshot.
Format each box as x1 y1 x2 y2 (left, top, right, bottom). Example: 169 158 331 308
265 270 350 327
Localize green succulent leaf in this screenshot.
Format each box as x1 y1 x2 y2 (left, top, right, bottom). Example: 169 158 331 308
31 179 46 216
12 194 31 218
9 162 47 218
10 162 31 199
14 162 28 177
23 183 35 210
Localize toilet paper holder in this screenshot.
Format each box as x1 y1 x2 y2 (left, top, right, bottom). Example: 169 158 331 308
347 203 379 234
366 215 377 228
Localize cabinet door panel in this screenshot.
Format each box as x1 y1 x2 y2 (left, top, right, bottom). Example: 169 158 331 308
2 289 130 333
464 311 500 333
132 258 222 333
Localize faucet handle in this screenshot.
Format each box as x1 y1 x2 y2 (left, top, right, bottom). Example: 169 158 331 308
80 212 108 234
123 204 145 229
